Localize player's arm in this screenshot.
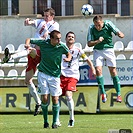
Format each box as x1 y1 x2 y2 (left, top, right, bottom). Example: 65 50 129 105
108 20 124 38
88 37 104 47
25 38 38 48
80 52 96 76
86 57 96 76
63 52 72 62
25 38 31 49
87 25 104 47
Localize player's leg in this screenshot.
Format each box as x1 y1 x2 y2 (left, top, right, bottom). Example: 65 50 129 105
56 102 61 127
94 49 107 103
37 71 50 128
25 69 41 116
108 67 122 102
50 76 62 129
106 48 122 103
95 66 107 103
65 91 75 127
25 49 41 116
25 69 41 104
65 77 77 127
3 47 29 63
41 94 49 128
52 96 60 129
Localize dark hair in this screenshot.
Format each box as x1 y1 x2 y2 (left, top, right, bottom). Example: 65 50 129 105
93 15 103 22
49 30 61 38
44 7 55 16
65 31 75 38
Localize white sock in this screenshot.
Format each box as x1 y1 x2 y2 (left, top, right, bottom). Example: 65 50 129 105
10 49 29 60
27 82 41 105
66 96 74 121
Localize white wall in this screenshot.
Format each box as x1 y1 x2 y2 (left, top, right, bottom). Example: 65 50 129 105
0 14 132 50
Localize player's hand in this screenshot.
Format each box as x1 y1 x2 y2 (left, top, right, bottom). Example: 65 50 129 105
63 58 71 62
99 37 104 42
24 18 30 26
24 44 30 49
117 32 124 38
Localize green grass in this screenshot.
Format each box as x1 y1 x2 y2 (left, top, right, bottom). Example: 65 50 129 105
0 114 133 133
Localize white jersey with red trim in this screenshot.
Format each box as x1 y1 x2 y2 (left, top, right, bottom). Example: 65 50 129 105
61 45 88 80
33 19 59 39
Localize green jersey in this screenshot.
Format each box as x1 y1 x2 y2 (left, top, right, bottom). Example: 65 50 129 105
87 20 120 50
30 39 69 77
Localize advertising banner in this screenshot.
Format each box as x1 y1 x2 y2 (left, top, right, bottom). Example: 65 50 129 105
0 86 132 113
78 60 133 85
0 87 98 113
99 86 133 112
0 87 34 112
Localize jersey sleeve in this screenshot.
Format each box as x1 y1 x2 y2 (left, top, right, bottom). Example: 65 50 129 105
49 22 59 32
106 20 120 35
87 24 94 41
30 38 45 46
34 19 42 29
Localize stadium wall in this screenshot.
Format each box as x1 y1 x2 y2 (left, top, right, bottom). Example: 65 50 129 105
0 14 132 50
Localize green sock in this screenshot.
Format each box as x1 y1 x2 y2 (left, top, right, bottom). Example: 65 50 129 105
96 76 105 94
112 76 121 96
52 103 60 125
56 102 60 122
41 103 48 123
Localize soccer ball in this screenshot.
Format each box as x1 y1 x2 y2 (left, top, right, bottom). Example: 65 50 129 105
81 4 93 16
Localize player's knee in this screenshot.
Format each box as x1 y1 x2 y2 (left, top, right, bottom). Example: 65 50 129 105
96 69 102 75
25 79 32 86
66 96 72 101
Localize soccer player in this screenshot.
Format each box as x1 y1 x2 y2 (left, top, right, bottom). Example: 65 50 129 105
60 31 96 127
87 15 124 103
3 8 59 116
25 30 72 129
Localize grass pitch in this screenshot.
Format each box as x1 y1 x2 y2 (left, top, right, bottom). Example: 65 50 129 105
0 113 133 133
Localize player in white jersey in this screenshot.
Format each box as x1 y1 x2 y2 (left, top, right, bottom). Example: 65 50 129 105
60 31 96 127
3 8 59 116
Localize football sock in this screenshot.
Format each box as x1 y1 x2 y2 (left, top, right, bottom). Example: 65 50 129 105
56 102 60 123
96 76 106 94
41 103 48 123
66 96 74 121
52 103 60 125
112 76 121 96
10 49 29 60
27 82 41 105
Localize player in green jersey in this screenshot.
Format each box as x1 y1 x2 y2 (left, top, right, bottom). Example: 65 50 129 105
87 15 124 103
25 30 72 129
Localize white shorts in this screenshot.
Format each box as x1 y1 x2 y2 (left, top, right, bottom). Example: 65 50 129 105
93 49 116 67
37 71 62 96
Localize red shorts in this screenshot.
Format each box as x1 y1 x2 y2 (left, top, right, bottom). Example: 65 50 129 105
60 75 78 96
26 49 41 73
